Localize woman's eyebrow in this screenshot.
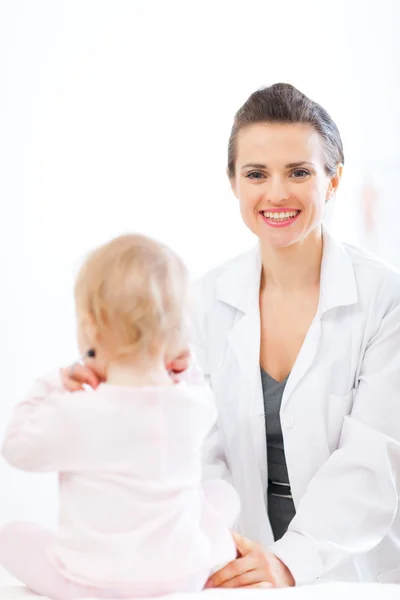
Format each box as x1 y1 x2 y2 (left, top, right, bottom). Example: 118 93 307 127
241 163 267 170
241 161 315 170
285 161 315 168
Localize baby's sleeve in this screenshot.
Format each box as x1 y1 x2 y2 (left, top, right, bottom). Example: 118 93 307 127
2 371 79 472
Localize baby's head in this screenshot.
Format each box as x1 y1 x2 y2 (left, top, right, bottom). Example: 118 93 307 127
74 234 189 377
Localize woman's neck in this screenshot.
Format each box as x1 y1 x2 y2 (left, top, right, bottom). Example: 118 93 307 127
260 227 323 292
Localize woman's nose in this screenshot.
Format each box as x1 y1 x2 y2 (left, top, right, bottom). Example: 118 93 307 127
264 176 290 205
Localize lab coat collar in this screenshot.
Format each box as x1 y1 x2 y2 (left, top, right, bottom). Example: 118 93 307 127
318 226 358 314
216 244 262 314
215 225 358 315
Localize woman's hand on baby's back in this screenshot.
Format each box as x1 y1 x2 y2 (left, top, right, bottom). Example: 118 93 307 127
166 349 190 381
61 363 102 392
61 348 191 390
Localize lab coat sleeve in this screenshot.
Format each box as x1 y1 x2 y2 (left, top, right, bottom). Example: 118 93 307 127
270 303 400 584
2 370 75 472
185 287 232 484
181 354 230 482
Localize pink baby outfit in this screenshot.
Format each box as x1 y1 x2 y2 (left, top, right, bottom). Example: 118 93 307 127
0 372 239 599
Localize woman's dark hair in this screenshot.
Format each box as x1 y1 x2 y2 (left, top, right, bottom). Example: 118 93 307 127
227 83 344 178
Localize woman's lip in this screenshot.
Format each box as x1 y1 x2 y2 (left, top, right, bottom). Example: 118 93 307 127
260 210 301 228
259 208 301 213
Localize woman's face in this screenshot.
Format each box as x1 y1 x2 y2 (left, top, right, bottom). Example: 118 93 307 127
230 122 342 249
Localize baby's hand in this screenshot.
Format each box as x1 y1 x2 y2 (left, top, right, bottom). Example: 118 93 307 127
61 362 102 392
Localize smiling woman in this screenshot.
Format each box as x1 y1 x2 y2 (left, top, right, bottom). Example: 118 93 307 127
234 124 341 243
192 83 400 588
228 82 343 251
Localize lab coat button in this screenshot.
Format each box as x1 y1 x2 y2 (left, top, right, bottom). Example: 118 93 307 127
282 413 295 429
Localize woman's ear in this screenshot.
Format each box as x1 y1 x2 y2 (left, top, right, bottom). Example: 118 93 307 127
228 170 238 198
327 163 343 201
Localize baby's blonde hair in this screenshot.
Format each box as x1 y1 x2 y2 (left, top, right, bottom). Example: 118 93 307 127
75 234 189 362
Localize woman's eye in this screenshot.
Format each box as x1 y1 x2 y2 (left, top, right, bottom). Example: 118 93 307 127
291 169 311 179
246 171 265 180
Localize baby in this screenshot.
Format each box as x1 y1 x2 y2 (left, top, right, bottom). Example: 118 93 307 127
0 234 239 599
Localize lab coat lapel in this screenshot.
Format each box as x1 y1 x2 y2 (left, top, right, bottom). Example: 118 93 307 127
216 245 262 409
282 227 359 406
215 245 270 501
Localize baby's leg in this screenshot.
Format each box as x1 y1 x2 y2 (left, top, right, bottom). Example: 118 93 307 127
202 479 240 527
163 571 210 593
0 522 94 600
128 571 209 596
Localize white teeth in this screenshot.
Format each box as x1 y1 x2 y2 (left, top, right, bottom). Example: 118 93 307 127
263 210 299 219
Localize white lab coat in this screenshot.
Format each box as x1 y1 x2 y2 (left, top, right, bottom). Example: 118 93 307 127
191 226 400 585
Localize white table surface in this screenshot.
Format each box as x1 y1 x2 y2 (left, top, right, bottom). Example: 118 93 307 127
0 569 399 600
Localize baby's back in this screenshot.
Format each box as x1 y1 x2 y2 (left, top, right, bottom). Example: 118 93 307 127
50 382 220 587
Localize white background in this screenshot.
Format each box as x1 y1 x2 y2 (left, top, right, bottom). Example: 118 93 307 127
1 0 400 526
